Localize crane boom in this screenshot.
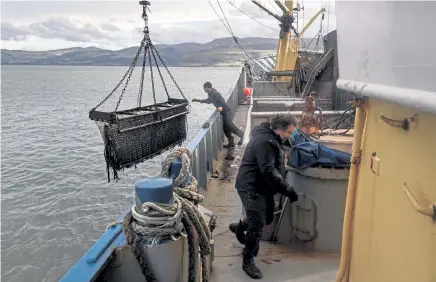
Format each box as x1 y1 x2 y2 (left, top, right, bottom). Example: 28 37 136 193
274 0 290 14
299 8 325 38
251 0 325 82
251 0 281 21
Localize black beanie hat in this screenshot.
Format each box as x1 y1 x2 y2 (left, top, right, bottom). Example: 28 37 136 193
203 82 212 88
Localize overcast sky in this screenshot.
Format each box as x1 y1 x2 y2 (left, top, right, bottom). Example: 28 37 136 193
1 0 336 51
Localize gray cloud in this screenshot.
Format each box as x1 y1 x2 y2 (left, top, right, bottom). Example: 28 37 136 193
1 17 117 43
100 23 121 32
141 17 278 45
1 1 335 50
236 1 280 18
1 22 28 41
0 1 140 21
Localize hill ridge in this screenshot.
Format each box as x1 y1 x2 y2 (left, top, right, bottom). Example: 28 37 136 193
1 37 318 67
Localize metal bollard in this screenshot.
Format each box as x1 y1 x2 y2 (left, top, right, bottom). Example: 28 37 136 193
162 158 191 187
135 177 174 211
164 159 215 280
162 157 217 280
133 177 189 282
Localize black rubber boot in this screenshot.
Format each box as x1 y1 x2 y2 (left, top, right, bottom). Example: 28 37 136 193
237 137 244 146
229 220 248 244
223 137 235 148
242 254 263 279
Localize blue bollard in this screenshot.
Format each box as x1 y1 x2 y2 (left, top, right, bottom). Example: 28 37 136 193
135 177 174 212
166 158 191 187
131 177 189 282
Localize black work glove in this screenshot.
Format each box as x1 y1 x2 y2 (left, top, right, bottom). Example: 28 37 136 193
284 185 299 203
192 98 199 102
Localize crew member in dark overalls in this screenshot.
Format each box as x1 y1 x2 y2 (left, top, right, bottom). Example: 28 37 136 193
192 82 244 148
229 114 299 279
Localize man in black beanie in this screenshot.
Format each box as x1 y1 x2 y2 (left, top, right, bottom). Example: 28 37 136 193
192 81 244 148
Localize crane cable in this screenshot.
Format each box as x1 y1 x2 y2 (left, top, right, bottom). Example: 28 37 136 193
215 0 254 62
208 0 254 63
227 0 278 31
326 0 331 35
267 0 281 14
304 12 324 51
301 0 305 48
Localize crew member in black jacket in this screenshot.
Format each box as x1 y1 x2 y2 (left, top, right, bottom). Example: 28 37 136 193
229 114 299 279
192 82 244 148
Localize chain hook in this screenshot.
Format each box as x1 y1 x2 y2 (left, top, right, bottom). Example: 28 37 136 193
139 1 151 38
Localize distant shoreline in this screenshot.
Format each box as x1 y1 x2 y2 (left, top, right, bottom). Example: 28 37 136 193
2 36 309 67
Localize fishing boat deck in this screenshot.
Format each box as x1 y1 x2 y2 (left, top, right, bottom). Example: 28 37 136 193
202 104 339 282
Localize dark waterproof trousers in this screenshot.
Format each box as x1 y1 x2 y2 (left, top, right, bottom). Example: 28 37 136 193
222 111 244 144
237 190 266 257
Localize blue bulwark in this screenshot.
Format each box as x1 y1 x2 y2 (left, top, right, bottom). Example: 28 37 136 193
186 112 219 152
59 213 127 282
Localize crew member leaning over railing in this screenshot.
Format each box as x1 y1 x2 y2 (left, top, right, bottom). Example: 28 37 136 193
192 81 244 148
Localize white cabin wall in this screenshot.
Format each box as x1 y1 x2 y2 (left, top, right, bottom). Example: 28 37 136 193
336 1 436 93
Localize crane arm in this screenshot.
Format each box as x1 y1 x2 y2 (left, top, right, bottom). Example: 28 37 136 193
298 7 325 38
283 0 294 11
274 0 290 14
251 0 282 21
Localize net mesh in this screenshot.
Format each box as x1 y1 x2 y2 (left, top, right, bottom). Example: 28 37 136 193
92 99 189 181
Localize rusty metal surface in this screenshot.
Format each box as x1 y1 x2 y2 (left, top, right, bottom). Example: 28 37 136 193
299 92 322 135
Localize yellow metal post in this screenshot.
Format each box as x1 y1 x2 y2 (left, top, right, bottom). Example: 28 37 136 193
335 99 367 282
273 0 293 82
280 0 296 83
275 32 292 82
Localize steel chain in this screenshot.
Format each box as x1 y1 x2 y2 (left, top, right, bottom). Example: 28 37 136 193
115 38 146 111
137 40 149 107
147 43 158 109
91 23 188 112
91 37 145 112
150 46 170 99
151 44 188 101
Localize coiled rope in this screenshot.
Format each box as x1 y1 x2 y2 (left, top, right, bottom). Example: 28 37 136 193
122 147 212 282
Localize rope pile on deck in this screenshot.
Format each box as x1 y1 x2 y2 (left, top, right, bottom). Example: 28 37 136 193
122 147 212 282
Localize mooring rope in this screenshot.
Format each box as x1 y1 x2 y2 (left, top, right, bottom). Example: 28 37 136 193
130 197 185 245
122 147 212 282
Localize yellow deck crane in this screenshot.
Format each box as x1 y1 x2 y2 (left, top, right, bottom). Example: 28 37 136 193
251 0 325 82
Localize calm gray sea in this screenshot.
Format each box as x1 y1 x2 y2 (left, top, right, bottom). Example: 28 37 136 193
1 65 241 282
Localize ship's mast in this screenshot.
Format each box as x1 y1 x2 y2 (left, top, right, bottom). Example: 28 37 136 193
252 0 325 82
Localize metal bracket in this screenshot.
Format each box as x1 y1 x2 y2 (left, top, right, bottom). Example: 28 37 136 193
355 97 368 108
380 113 418 131
208 214 218 233
279 14 294 33
402 182 436 222
352 156 361 165
106 247 124 268
370 152 380 175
